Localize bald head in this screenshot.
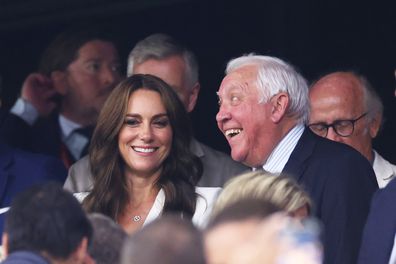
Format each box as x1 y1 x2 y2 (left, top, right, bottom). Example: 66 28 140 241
309 72 382 162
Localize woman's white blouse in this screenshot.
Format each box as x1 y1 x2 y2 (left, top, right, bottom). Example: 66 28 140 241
74 187 221 229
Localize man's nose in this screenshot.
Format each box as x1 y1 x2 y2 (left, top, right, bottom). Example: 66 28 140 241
216 105 231 123
102 66 120 86
326 127 340 142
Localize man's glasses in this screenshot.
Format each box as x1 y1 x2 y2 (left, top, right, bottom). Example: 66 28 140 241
308 113 367 138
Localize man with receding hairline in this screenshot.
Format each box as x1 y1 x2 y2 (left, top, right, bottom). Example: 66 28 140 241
309 71 396 188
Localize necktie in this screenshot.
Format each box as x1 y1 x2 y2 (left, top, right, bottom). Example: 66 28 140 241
74 126 94 157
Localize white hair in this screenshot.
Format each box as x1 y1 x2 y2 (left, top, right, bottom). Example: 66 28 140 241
226 54 310 124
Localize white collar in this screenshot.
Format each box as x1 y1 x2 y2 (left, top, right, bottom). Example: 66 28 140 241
372 150 396 188
143 189 165 226
59 114 82 139
262 124 305 173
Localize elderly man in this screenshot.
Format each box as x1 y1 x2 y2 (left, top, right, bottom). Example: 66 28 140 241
309 72 396 188
65 33 247 191
216 54 377 264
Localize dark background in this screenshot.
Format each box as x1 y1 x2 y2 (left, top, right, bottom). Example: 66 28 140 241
1 0 395 162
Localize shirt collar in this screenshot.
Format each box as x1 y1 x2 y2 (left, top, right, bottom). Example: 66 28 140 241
262 124 305 173
59 114 82 139
144 189 165 226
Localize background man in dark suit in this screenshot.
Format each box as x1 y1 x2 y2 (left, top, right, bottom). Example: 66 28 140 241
0 142 67 235
0 28 121 168
216 54 378 264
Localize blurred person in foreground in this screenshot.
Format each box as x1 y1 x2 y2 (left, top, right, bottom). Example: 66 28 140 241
77 74 220 234
210 170 312 221
87 213 127 264
1 183 93 264
121 214 205 264
205 199 322 264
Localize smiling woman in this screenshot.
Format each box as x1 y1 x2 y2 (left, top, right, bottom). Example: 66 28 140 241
81 74 220 234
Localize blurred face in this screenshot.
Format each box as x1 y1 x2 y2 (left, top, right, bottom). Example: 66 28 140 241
309 73 376 161
216 65 275 167
205 219 262 264
118 89 172 178
132 55 199 112
61 40 121 125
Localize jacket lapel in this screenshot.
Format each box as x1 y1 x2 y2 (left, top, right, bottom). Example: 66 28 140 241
282 129 317 182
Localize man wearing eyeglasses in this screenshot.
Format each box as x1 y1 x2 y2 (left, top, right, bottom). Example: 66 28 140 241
309 71 396 188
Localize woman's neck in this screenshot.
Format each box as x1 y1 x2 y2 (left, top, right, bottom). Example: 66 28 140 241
124 170 161 206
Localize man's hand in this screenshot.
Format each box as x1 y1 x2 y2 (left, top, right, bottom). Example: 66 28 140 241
21 73 59 116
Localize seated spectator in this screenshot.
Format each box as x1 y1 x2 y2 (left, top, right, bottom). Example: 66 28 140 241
121 214 206 264
87 213 127 264
210 171 312 221
309 71 395 188
0 142 67 236
79 74 220 233
0 28 121 168
1 183 93 264
215 54 377 263
205 199 322 264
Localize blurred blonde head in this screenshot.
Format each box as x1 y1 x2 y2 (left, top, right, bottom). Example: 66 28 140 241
211 171 312 219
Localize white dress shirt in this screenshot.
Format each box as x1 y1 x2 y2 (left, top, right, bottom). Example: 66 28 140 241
263 124 304 173
373 150 396 188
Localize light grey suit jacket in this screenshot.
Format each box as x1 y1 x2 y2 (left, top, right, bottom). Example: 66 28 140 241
64 139 248 192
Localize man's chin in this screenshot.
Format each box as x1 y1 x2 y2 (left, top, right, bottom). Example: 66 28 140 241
230 150 247 164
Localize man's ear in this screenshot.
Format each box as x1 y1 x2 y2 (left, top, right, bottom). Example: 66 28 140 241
270 92 289 123
186 82 200 113
369 113 382 138
2 233 9 257
50 71 68 95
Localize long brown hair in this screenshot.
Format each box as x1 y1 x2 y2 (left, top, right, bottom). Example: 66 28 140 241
82 74 202 219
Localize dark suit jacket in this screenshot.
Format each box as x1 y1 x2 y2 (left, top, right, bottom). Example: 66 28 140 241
358 178 396 264
0 143 67 235
0 112 63 158
0 112 82 168
282 129 378 264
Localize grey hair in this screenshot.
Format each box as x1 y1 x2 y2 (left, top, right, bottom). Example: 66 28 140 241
356 73 383 122
226 54 310 124
127 33 199 89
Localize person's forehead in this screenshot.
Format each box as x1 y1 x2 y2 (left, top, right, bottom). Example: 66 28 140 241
312 74 363 102
76 40 117 58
